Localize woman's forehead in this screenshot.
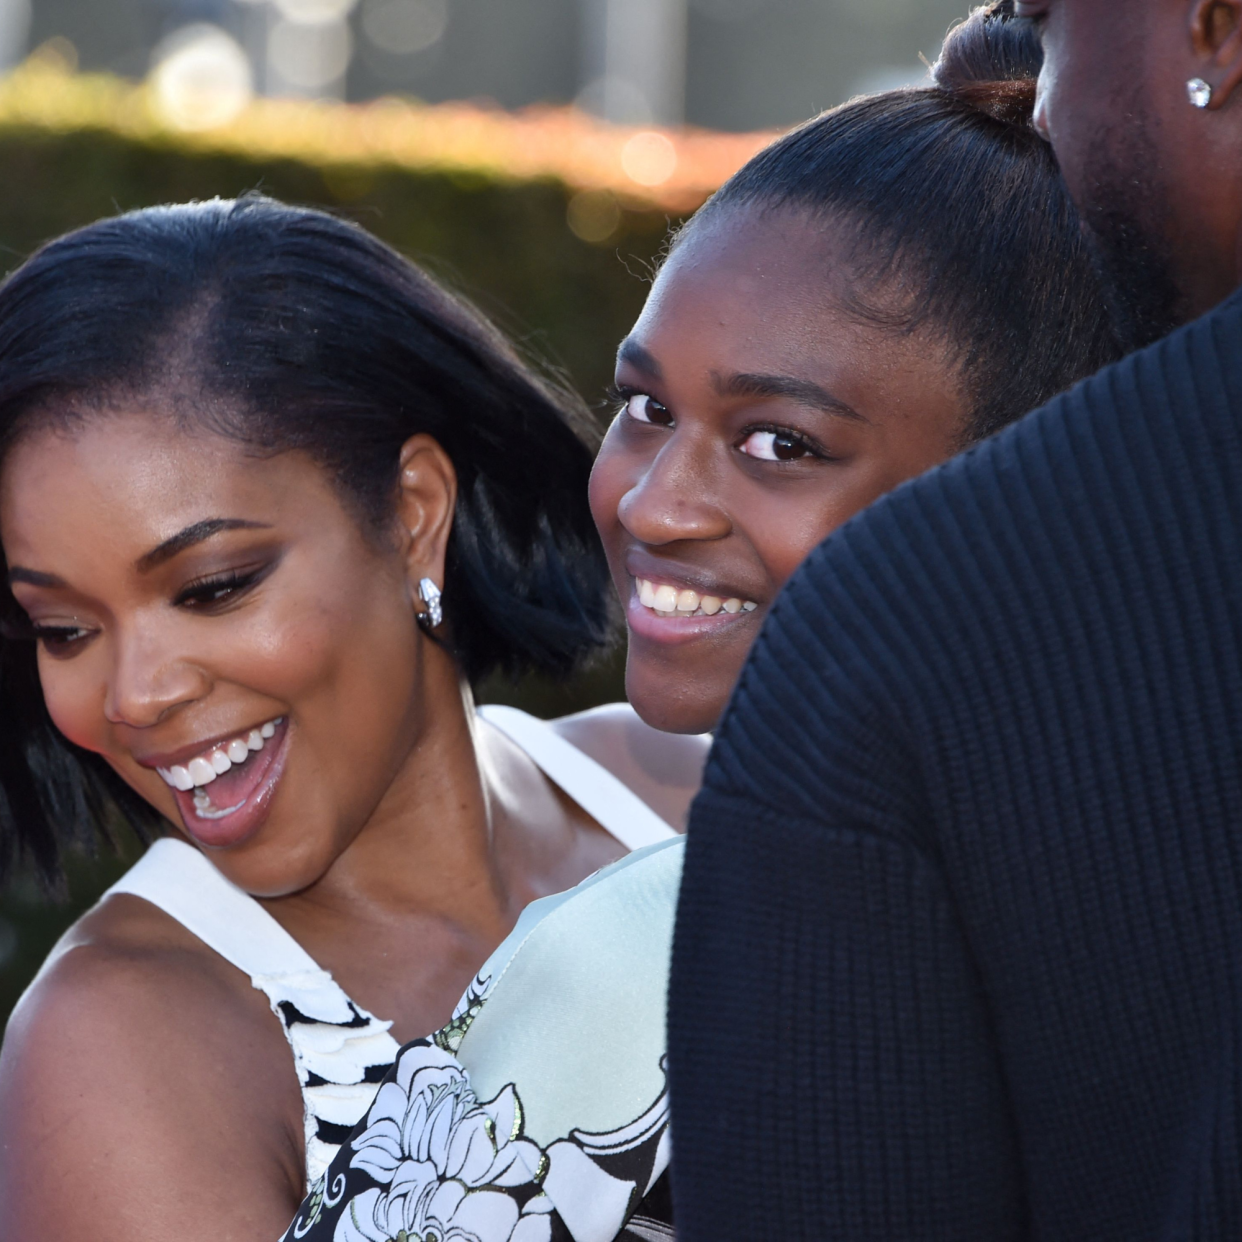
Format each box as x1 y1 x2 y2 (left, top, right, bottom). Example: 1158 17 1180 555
0 412 329 559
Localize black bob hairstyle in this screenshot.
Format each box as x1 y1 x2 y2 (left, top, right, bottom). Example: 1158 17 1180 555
680 0 1121 443
0 196 614 884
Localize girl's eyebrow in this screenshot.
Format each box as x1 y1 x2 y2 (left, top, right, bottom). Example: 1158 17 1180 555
714 371 870 424
616 338 663 379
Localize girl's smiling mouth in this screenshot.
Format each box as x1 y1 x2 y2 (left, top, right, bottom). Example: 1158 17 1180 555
143 716 291 850
627 575 762 646
634 576 758 619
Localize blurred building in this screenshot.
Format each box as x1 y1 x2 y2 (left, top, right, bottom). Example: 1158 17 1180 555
19 0 972 131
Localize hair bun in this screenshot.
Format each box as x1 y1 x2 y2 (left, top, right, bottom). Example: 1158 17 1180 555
933 0 1042 128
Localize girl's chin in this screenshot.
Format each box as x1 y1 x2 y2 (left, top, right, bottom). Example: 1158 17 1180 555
625 667 728 737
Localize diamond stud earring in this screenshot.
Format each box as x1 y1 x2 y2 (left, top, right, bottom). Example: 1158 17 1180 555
1188 77 1213 108
417 577 443 629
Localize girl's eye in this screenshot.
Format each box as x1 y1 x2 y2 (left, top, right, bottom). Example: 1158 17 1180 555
739 429 815 462
625 393 673 427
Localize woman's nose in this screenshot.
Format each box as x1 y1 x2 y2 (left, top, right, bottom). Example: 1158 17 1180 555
103 623 210 728
617 435 732 546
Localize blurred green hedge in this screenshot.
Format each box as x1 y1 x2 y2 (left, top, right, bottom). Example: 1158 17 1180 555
0 94 687 1030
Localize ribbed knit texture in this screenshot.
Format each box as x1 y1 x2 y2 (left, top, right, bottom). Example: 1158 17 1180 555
668 290 1242 1240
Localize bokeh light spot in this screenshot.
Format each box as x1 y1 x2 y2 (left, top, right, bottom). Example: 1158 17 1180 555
149 24 252 132
567 189 623 244
621 131 678 187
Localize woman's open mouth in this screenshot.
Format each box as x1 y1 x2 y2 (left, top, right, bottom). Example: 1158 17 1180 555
155 716 290 849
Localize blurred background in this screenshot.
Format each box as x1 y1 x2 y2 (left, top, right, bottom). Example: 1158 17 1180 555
0 0 972 1028
6 0 965 128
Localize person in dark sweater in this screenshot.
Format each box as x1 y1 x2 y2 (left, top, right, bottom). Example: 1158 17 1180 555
667 0 1242 1239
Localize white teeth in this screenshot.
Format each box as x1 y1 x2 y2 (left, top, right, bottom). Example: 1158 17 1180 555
635 578 759 620
157 717 282 791
157 764 194 791
652 584 678 612
192 788 246 820
188 757 217 786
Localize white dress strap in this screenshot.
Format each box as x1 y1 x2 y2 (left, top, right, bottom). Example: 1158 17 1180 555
107 836 323 979
104 836 400 1187
476 704 678 853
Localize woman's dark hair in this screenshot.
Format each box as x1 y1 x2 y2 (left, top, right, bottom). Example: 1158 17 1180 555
678 0 1121 443
0 196 614 884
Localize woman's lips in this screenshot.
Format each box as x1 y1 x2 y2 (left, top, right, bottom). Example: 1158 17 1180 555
168 717 291 850
626 577 762 646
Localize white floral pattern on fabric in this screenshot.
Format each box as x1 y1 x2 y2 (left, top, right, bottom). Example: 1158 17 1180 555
282 838 686 1242
337 1043 546 1242
284 1036 670 1242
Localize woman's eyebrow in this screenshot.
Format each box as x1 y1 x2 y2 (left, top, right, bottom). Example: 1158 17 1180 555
7 566 64 588
135 518 272 574
7 519 274 589
715 372 870 423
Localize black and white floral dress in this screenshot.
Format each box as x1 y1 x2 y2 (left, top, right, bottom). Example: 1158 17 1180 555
100 704 680 1237
283 835 685 1242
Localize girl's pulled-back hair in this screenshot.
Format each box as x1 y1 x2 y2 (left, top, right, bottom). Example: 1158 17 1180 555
682 0 1120 442
0 196 614 884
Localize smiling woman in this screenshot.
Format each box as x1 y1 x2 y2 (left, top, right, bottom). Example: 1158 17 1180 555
0 196 703 1242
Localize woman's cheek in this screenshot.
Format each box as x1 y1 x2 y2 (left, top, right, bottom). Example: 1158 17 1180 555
37 653 109 753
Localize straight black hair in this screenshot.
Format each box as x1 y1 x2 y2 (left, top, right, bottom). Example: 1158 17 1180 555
0 195 614 885
681 1 1121 443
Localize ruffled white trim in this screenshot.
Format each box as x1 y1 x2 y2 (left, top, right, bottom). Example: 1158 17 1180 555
251 970 401 1185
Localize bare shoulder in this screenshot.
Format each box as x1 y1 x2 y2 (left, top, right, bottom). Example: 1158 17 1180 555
0 893 305 1240
550 702 711 830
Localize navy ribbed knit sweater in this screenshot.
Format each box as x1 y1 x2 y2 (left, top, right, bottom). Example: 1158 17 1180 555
668 292 1242 1240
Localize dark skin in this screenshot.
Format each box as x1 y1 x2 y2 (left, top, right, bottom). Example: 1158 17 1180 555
1020 0 1242 322
589 206 971 736
0 412 703 1241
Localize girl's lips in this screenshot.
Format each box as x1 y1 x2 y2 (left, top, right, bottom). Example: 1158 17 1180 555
625 588 762 646
170 717 290 850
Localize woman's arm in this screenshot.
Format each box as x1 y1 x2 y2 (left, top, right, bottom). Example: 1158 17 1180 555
0 899 307 1241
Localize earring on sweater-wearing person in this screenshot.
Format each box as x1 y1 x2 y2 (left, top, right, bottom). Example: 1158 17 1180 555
1188 78 1213 108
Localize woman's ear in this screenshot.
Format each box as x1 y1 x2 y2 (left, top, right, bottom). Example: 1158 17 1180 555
396 434 457 605
1189 0 1242 108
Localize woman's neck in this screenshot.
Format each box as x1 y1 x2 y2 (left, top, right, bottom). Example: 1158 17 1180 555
253 653 613 1038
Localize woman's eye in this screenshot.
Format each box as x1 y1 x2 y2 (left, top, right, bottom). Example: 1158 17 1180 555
739 430 813 462
175 568 265 610
31 624 93 654
625 393 673 427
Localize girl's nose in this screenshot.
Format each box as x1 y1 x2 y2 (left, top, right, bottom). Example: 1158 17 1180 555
617 433 732 546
